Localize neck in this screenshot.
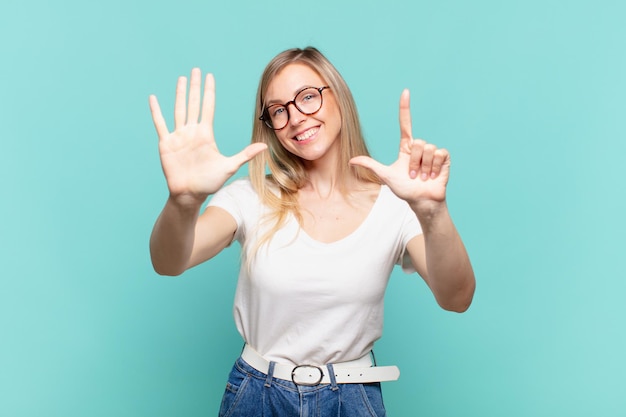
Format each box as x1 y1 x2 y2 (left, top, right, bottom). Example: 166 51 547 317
300 143 349 198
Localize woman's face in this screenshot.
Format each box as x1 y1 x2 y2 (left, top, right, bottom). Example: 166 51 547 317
264 63 341 163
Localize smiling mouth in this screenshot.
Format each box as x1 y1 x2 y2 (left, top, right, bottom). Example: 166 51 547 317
294 127 319 141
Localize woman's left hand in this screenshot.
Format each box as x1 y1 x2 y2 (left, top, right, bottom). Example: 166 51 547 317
350 89 450 210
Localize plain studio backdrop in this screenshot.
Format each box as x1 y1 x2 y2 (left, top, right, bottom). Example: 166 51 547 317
1 0 624 416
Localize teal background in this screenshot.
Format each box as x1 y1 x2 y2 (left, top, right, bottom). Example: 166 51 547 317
1 0 625 415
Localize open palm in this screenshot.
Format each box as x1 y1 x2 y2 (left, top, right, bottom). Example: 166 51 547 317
149 69 266 205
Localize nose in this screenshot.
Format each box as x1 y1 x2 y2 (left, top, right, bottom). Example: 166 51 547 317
286 102 305 126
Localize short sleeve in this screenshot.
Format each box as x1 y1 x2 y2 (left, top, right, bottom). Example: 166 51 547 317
397 202 422 274
206 178 258 243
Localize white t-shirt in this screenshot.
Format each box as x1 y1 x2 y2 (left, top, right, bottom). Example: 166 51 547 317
207 178 422 366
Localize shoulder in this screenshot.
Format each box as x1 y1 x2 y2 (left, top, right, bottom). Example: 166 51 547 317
375 185 422 233
211 177 257 201
221 177 254 193
378 185 410 209
207 178 261 217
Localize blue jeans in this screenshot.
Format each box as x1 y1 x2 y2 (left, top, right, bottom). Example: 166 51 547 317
218 356 387 416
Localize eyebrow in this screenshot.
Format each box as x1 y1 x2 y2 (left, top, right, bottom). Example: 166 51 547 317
264 85 317 106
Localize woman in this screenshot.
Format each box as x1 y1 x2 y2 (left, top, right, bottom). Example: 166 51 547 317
149 47 475 416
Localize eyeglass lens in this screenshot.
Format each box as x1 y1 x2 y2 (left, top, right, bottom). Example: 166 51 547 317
265 87 324 130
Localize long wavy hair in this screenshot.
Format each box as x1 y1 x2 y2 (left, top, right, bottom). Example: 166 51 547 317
247 47 380 254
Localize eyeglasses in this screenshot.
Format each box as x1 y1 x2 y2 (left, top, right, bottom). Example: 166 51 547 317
259 86 330 130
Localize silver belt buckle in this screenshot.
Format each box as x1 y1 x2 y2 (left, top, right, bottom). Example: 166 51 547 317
291 364 324 386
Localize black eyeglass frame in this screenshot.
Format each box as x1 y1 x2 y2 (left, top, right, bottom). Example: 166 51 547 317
259 86 331 130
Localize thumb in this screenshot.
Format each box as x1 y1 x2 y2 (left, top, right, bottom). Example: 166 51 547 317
350 155 388 178
230 143 268 168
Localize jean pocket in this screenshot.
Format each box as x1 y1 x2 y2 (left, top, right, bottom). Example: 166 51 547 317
218 366 251 417
358 383 387 417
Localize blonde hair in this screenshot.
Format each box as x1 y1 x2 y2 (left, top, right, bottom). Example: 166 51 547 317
247 47 380 254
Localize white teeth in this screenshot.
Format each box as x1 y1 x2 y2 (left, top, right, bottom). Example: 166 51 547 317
295 127 318 141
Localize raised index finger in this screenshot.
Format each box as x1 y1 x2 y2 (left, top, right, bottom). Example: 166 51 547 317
399 89 413 152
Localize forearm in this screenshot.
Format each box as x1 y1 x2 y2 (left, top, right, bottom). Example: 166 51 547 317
411 201 475 312
149 197 203 276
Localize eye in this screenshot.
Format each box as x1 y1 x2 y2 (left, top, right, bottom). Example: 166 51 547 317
272 106 286 117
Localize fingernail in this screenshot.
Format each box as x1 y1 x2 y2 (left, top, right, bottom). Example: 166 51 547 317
410 170 417 179
421 172 428 180
431 172 437 179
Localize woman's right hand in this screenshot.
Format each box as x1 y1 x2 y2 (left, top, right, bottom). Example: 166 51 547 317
149 68 267 207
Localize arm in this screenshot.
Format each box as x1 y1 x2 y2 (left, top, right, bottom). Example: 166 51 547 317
351 89 475 312
148 69 266 275
406 203 475 312
150 202 237 276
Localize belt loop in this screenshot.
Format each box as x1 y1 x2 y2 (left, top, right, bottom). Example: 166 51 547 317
264 361 276 388
326 363 339 391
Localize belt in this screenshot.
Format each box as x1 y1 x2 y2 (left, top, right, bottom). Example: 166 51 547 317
241 344 400 386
